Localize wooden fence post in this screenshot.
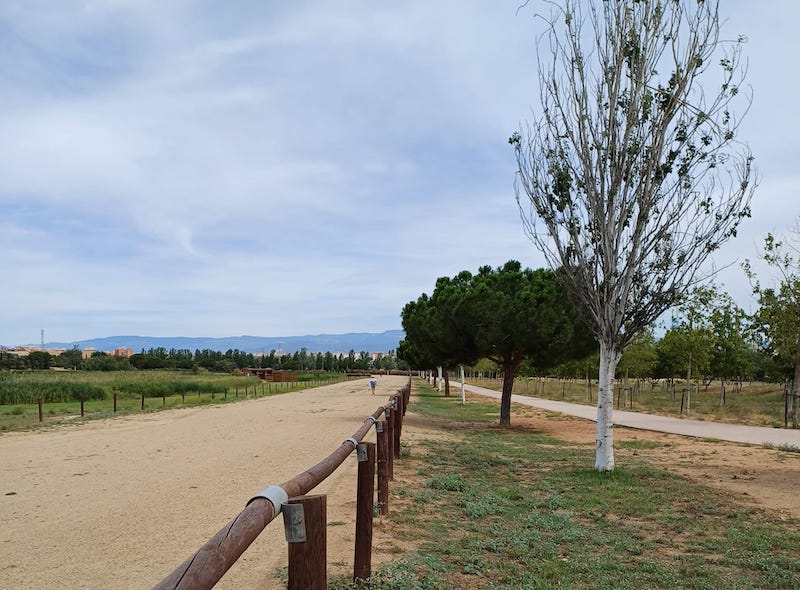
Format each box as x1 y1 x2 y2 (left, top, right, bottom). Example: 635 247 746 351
38 398 43 422
376 421 389 515
385 408 394 480
393 397 402 459
141 392 145 410
287 495 327 590
80 397 85 417
353 442 376 585
113 393 117 413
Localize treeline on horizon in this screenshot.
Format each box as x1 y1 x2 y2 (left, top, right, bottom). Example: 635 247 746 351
0 347 404 374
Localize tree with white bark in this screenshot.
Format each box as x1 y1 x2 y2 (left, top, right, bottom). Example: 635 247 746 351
510 0 755 470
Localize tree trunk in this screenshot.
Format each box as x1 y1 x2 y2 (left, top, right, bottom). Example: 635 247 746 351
596 344 621 472
459 365 466 406
499 360 519 428
793 358 800 429
443 369 450 398
685 351 692 415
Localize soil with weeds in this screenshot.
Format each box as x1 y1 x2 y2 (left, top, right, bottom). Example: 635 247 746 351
341 388 800 589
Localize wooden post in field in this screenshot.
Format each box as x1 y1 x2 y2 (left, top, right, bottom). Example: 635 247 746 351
376 421 389 515
287 495 327 590
181 392 185 403
353 442 376 585
141 392 145 410
113 393 117 413
38 398 43 422
785 385 789 429
162 393 166 406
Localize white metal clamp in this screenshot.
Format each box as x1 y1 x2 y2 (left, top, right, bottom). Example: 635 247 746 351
246 485 289 514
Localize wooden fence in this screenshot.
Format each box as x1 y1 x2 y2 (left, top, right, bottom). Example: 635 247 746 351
152 379 412 590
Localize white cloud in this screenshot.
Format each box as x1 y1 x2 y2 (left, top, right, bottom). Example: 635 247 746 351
0 0 798 345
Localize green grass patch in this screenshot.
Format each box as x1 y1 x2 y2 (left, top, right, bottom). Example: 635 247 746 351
0 370 351 432
329 379 800 589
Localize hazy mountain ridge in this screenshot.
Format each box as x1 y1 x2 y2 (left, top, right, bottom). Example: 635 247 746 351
34 330 405 354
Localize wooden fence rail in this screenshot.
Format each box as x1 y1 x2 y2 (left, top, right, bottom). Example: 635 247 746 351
153 379 411 590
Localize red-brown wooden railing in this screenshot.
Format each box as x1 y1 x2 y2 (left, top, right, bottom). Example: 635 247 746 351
152 379 411 590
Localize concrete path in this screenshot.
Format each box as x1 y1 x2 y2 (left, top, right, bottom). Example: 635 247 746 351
460 382 800 448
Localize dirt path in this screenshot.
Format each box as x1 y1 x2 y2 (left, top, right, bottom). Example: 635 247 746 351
0 376 409 590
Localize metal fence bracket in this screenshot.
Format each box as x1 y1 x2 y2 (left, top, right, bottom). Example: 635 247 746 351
282 503 306 543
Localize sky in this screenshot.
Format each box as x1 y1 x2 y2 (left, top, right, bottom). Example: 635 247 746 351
1 1 798 347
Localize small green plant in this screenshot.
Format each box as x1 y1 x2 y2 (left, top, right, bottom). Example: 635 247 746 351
425 473 466 492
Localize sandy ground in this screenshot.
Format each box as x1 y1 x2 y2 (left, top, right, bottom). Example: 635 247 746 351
0 376 410 590
2 378 798 589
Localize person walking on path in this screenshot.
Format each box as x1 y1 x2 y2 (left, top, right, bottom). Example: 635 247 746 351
369 377 377 395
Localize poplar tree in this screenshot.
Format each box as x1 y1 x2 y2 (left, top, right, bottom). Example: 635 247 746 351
511 0 755 469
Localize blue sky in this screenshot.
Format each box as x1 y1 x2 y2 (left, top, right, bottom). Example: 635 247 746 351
1 1 798 347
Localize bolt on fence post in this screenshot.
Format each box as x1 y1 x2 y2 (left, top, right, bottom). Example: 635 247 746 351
353 442 376 585
287 494 327 590
376 421 389 515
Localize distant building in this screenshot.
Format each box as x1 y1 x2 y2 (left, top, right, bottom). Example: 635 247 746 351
242 368 299 382
81 347 98 359
112 347 134 358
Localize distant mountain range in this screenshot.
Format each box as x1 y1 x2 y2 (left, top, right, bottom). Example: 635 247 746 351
35 330 405 355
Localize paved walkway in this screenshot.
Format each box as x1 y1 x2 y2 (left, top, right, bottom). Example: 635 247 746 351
459 382 800 447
